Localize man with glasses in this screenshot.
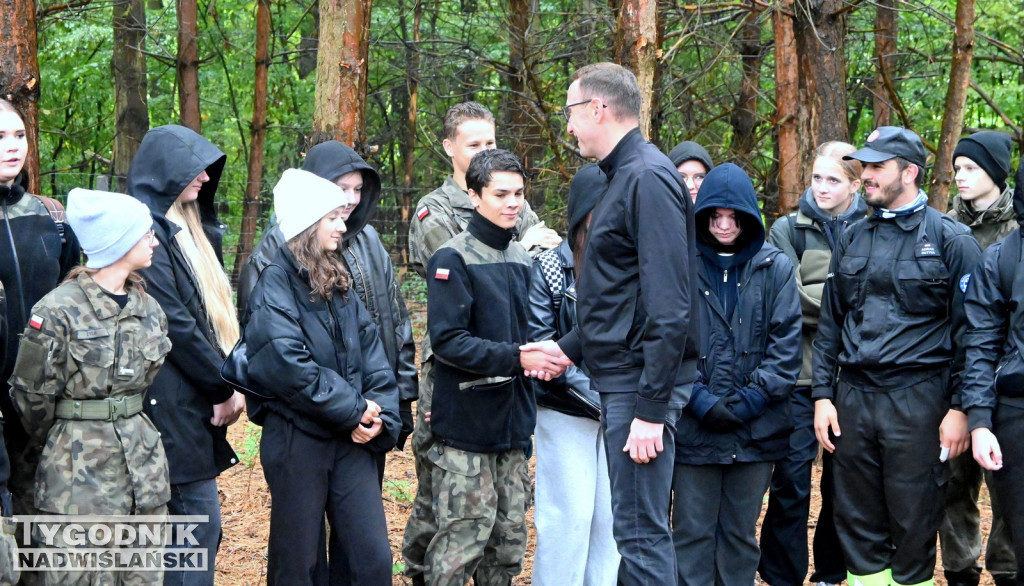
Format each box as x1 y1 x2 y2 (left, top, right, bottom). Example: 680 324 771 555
527 61 696 584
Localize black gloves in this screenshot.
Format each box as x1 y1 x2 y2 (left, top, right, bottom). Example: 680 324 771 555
395 399 415 451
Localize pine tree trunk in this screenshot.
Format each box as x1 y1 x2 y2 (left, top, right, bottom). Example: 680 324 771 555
310 0 372 149
873 0 897 127
730 2 764 162
613 0 658 138
112 0 150 193
930 0 975 211
0 0 41 194
232 0 271 286
397 0 422 271
773 0 801 217
507 0 548 210
794 0 849 161
177 0 201 130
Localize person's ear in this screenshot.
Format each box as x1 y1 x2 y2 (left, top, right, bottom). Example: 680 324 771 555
468 189 480 207
902 164 919 186
442 138 454 158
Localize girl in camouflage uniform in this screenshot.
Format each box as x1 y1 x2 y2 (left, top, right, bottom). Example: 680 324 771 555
9 188 172 585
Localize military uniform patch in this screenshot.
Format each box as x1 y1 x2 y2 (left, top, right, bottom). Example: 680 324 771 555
417 208 431 221
28 314 44 330
435 268 450 280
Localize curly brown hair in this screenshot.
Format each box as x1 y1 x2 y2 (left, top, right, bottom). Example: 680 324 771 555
286 222 350 301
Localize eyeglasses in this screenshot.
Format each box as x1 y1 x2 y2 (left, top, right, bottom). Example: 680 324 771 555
144 229 156 243
561 98 606 122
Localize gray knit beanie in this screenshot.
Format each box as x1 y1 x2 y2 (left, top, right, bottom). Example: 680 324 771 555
67 188 154 269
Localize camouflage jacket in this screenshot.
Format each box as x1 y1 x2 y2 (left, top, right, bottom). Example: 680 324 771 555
949 185 1017 251
8 273 172 515
408 176 541 363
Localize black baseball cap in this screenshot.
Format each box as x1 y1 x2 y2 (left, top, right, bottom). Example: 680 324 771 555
845 126 927 169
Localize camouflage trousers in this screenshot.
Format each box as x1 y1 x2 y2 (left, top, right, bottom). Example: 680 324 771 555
424 444 528 586
31 504 168 586
402 358 437 578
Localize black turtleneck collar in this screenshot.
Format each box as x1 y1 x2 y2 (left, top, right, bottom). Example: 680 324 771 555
0 176 27 206
468 210 517 250
598 127 644 181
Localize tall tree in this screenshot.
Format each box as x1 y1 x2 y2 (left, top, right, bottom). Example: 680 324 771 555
0 0 41 193
773 0 801 216
112 0 150 192
794 0 849 157
930 0 976 211
310 0 372 148
613 0 658 137
873 0 897 127
506 0 548 209
729 2 764 162
397 0 422 268
177 0 201 130
232 0 272 285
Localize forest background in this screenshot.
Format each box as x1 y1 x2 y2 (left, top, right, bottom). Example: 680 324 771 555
0 0 1022 282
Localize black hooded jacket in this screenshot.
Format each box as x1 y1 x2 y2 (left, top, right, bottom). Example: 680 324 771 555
0 177 81 457
128 125 237 484
557 128 698 423
237 142 417 407
962 156 1024 431
676 163 801 465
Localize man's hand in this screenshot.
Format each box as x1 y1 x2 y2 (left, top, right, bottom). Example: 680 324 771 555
520 340 572 380
622 418 664 464
940 409 970 460
212 391 245 427
519 222 562 251
814 398 840 453
971 427 1003 471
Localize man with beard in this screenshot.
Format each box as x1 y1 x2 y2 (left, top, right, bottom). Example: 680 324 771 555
812 126 982 586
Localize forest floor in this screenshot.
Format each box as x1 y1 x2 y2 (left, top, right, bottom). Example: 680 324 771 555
213 300 997 586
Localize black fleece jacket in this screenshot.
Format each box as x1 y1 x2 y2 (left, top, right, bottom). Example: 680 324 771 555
559 128 697 423
428 211 535 453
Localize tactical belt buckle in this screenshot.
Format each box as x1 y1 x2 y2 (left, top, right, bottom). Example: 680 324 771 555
108 396 128 420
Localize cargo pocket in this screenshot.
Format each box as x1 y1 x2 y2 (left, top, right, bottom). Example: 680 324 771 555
896 259 949 315
11 337 50 389
428 444 490 522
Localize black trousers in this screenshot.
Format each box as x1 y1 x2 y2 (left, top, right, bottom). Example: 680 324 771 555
759 386 817 586
989 404 1024 585
260 412 392 586
832 374 949 585
809 450 847 583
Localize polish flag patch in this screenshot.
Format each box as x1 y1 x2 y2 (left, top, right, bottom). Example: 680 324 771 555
29 314 44 330
434 268 450 281
417 208 431 221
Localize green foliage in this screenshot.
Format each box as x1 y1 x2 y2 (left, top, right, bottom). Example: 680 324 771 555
32 0 1024 269
235 421 262 468
384 478 415 503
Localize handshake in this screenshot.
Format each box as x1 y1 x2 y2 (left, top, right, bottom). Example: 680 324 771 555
519 340 574 381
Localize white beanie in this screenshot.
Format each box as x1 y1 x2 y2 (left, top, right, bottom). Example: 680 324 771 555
274 168 348 241
67 188 153 269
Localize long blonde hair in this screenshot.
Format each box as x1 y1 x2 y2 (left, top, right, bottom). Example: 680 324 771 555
165 199 239 354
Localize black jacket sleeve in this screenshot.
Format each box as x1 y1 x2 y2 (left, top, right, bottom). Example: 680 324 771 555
245 265 369 432
747 254 802 401
380 239 418 403
943 228 983 406
141 235 234 405
811 228 850 401
354 299 402 452
962 241 1007 430
627 170 693 421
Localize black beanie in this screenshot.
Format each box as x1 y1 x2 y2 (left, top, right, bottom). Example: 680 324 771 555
953 131 1013 190
567 163 607 252
667 141 713 172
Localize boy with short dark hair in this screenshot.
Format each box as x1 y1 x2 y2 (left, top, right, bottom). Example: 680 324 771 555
424 149 566 585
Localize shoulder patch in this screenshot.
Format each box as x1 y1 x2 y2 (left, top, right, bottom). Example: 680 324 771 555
959 273 971 293
417 208 431 221
28 314 44 330
434 267 450 281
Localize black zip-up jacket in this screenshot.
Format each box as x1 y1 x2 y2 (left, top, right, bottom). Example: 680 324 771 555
528 242 599 419
243 246 400 450
558 128 697 423
676 163 801 465
0 180 81 455
961 232 1024 431
128 125 238 484
812 197 982 400
428 211 535 453
238 142 417 406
